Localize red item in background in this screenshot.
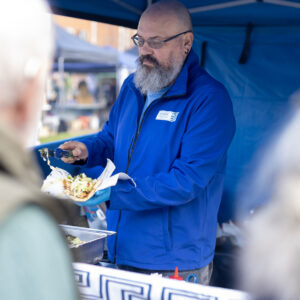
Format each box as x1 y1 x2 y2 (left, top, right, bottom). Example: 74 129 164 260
79 116 89 129
169 267 183 280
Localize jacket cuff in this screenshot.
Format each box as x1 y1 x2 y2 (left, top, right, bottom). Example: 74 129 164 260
109 180 135 210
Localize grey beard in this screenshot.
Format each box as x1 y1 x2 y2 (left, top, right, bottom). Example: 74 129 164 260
134 58 183 95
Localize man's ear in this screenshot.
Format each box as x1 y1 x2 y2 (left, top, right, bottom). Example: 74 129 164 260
183 32 193 54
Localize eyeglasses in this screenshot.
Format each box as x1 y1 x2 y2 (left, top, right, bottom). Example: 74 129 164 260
131 30 192 49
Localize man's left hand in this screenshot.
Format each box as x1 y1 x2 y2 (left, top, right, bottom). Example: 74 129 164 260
75 188 111 207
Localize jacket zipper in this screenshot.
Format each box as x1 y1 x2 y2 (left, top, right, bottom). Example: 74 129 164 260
113 99 160 264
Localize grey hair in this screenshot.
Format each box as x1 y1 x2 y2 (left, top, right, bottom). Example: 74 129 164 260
134 54 184 94
143 0 193 32
0 0 54 106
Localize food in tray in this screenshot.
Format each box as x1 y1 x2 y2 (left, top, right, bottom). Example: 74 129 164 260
63 173 99 201
65 234 86 248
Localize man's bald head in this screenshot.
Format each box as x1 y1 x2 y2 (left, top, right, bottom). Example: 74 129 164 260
141 0 192 33
134 1 193 95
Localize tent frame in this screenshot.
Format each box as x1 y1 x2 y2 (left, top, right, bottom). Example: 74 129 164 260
189 0 300 13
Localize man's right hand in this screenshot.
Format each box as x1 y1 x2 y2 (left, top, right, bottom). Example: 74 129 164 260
59 141 88 163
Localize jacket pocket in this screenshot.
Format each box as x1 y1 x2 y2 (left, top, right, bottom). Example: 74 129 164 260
162 208 171 251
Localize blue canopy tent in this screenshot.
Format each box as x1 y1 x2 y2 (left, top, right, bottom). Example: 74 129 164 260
48 0 300 28
53 25 118 73
44 0 300 222
53 26 137 72
54 24 118 64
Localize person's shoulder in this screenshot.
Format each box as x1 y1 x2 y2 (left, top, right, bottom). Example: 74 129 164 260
187 67 233 115
0 204 62 239
190 66 227 96
188 71 231 111
0 205 79 300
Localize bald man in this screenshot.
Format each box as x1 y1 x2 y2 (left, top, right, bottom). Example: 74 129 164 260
60 0 236 284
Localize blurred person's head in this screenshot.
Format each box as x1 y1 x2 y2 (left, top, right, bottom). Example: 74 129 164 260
239 92 300 300
133 0 193 94
78 80 89 95
0 0 53 147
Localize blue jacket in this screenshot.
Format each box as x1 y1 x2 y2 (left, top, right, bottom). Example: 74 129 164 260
82 49 236 270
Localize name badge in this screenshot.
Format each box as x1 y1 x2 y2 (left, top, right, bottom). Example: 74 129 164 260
156 110 179 122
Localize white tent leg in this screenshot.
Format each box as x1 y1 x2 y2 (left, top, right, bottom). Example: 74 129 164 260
58 56 65 105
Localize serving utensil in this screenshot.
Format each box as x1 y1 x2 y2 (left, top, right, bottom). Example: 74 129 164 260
38 148 73 160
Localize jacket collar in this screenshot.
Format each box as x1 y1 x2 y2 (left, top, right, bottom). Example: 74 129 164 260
163 48 199 99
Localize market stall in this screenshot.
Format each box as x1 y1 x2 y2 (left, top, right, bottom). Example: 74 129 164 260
36 0 300 297
47 0 300 222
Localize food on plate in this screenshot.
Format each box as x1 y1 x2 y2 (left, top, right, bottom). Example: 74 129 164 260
39 149 110 202
63 173 99 201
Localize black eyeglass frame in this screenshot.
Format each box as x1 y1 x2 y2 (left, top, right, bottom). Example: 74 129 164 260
131 30 192 49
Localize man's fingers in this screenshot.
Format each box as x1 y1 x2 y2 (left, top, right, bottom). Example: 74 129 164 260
61 157 76 164
59 142 69 150
73 148 82 157
59 141 77 150
60 141 80 159
58 141 88 162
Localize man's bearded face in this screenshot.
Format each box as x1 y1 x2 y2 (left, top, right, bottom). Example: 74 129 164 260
134 53 183 95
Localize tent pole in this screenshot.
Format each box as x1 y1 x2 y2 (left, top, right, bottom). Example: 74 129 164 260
189 0 300 14
58 56 65 105
111 0 142 14
263 0 300 8
189 0 256 13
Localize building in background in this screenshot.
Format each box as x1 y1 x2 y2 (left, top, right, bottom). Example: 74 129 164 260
53 14 136 51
